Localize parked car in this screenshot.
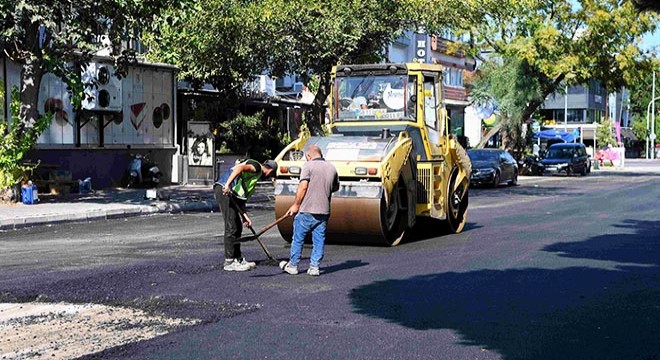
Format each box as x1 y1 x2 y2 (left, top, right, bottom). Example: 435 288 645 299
540 143 591 176
467 149 518 188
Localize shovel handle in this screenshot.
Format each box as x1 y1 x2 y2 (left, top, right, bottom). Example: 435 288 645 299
253 214 289 238
228 194 276 261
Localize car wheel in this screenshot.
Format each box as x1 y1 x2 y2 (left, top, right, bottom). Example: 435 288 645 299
580 164 587 176
508 172 518 186
566 166 572 176
492 172 500 188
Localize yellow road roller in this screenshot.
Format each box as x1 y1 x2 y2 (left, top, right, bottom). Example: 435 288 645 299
274 63 471 246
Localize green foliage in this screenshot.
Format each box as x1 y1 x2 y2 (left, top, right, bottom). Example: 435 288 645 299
596 117 616 148
471 57 542 153
627 65 660 143
218 111 288 161
144 0 461 127
0 85 51 188
630 115 649 144
450 0 658 151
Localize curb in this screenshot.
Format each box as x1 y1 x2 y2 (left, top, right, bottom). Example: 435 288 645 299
0 200 274 231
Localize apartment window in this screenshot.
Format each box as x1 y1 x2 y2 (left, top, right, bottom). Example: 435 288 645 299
443 68 463 87
555 109 583 123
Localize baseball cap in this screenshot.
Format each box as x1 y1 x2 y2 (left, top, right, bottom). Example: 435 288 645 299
263 160 278 177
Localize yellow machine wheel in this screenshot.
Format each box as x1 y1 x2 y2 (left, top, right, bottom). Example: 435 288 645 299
380 179 408 246
446 167 469 233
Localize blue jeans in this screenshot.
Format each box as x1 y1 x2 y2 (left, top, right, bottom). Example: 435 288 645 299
290 213 329 268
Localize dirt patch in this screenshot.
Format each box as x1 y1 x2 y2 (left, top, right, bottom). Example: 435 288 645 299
0 302 199 359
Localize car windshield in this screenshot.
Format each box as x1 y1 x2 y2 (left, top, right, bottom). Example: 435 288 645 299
468 150 499 162
546 148 574 159
334 75 416 121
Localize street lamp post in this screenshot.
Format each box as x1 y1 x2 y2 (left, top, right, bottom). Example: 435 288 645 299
645 95 660 159
564 84 568 133
653 72 657 159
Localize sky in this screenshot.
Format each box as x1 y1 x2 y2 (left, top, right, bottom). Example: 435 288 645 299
642 30 660 52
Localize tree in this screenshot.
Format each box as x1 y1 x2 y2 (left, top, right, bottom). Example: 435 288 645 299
217 111 288 160
627 61 660 151
0 0 183 186
633 0 660 12
597 117 616 147
470 57 543 156
443 0 658 151
143 0 268 104
145 0 463 133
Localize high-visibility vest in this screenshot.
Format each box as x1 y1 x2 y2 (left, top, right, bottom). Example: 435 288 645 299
216 159 262 200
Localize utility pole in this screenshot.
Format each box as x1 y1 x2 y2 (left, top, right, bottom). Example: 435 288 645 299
564 84 568 133
650 70 655 159
645 94 660 160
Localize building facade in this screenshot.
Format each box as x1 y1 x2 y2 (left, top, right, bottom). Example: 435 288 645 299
387 30 476 146
1 57 179 189
538 82 608 151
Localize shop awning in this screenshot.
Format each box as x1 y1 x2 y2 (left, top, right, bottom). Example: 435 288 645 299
533 129 576 142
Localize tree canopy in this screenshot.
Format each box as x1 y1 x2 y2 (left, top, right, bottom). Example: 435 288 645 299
144 0 467 130
633 0 660 12
448 0 658 151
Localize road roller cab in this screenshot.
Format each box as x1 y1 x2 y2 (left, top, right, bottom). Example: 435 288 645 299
274 63 471 246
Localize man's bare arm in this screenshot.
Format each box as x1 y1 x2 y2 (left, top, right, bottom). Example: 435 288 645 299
286 180 309 216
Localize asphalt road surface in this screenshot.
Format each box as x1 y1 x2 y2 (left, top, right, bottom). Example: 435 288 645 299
1 169 659 359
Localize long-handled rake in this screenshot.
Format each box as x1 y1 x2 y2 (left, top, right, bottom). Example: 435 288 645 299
229 195 286 265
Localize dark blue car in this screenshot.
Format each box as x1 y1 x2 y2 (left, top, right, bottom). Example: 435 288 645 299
468 149 518 188
540 143 591 176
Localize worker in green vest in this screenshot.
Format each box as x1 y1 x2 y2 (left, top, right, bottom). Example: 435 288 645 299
214 159 278 271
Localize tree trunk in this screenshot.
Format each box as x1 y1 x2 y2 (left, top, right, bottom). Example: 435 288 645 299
307 72 331 136
476 97 546 151
477 122 503 148
17 58 45 139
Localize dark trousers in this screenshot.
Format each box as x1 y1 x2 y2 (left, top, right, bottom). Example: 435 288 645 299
214 185 244 260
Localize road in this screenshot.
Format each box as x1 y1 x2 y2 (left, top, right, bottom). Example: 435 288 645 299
1 168 659 359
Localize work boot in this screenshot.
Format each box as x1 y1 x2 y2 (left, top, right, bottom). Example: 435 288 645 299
240 258 257 270
223 259 251 272
279 261 298 275
307 266 320 276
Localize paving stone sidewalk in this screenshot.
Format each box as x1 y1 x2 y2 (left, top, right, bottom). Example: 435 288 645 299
0 183 275 231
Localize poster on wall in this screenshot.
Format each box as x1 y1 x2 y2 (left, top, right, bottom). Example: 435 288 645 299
187 122 214 167
188 135 213 166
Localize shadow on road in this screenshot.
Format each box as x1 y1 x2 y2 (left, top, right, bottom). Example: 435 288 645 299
321 259 369 275
350 219 660 360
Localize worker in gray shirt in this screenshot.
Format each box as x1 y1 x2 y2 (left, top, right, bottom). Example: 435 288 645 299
280 145 339 276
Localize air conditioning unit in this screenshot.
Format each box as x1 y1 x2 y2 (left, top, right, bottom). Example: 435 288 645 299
81 63 122 112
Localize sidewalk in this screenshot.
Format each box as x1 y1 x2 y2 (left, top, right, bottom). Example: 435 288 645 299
0 183 275 231
590 158 660 175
